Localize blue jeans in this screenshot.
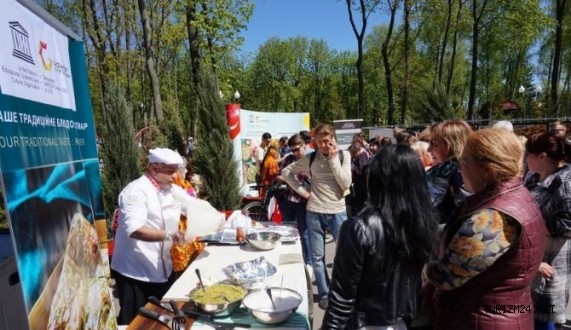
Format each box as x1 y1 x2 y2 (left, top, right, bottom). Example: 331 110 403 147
534 319 555 330
280 198 312 265
306 209 347 299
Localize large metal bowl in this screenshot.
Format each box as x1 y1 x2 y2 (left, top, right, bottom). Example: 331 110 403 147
188 283 247 317
246 231 282 251
242 287 303 324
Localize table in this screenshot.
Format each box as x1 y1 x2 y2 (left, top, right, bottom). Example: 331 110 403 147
162 239 311 329
126 301 195 329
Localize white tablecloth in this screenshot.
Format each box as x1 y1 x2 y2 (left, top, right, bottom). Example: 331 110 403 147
163 240 310 329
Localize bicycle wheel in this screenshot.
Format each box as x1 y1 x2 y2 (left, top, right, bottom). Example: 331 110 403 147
242 201 269 222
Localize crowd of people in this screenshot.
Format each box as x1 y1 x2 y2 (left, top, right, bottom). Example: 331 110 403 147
110 119 571 330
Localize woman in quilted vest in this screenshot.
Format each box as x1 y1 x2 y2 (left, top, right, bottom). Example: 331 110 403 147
524 130 571 330
425 128 546 329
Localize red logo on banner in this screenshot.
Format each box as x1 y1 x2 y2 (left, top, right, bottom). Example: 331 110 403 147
225 104 241 140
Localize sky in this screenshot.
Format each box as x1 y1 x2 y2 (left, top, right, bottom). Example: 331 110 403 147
239 0 389 55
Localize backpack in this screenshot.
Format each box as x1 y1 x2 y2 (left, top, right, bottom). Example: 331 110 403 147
308 150 345 171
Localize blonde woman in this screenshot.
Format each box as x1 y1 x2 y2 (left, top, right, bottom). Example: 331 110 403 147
426 119 472 224
411 140 433 171
425 128 545 329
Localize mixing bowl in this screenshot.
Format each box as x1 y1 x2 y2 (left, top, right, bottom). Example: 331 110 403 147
188 283 247 317
246 231 282 250
242 287 303 324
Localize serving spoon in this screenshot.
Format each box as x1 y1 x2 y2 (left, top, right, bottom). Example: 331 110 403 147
266 288 277 310
195 268 206 292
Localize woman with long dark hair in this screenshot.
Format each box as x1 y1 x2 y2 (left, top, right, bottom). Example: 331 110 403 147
322 145 439 329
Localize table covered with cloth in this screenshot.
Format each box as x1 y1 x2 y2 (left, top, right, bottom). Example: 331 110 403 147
162 238 311 330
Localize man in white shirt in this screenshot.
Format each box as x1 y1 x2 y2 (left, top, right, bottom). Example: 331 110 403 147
111 148 188 324
255 132 272 168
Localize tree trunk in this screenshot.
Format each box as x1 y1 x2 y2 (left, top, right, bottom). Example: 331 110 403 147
138 0 163 122
186 2 201 138
467 0 482 119
400 0 410 123
550 0 566 115
447 0 464 95
83 0 112 122
344 0 372 119
438 0 453 83
382 0 398 125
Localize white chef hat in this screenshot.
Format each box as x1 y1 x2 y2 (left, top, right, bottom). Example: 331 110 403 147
148 148 184 165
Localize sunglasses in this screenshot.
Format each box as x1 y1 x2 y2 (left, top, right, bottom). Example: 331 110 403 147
290 146 303 152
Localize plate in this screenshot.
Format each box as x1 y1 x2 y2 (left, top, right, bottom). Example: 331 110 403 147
222 256 277 287
249 226 299 242
199 228 242 245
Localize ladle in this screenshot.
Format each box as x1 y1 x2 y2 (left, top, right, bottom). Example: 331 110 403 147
266 288 277 310
195 268 205 292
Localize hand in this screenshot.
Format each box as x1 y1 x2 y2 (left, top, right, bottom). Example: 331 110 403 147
538 262 555 280
173 231 187 244
327 140 339 160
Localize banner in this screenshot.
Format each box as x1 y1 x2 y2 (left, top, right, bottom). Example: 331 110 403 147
334 119 363 150
0 1 114 329
226 108 310 188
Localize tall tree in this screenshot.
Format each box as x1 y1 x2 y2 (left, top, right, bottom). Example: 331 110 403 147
550 0 568 115
344 0 381 118
381 0 400 124
400 0 411 123
138 0 164 122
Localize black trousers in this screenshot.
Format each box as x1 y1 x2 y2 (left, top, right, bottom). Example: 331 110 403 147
112 269 175 325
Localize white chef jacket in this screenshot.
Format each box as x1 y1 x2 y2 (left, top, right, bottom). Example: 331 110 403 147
111 175 187 283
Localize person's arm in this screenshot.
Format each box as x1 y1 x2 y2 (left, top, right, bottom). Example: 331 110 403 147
545 181 571 238
329 150 352 191
255 147 264 168
282 155 311 199
119 188 184 243
425 209 521 290
322 218 366 329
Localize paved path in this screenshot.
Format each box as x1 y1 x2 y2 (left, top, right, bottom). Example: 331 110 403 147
311 239 336 330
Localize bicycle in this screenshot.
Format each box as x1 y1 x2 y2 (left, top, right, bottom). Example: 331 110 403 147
241 181 288 224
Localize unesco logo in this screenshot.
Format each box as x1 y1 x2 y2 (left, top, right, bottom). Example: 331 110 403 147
9 21 35 65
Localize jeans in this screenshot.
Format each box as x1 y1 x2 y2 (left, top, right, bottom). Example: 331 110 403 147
534 319 556 330
306 209 347 299
280 198 312 265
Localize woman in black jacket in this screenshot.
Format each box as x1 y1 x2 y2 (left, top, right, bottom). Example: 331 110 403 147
322 144 439 329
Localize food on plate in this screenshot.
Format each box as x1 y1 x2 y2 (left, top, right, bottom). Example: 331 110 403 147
189 283 246 304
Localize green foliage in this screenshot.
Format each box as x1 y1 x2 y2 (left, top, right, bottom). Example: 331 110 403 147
412 81 457 123
100 83 143 222
193 71 241 211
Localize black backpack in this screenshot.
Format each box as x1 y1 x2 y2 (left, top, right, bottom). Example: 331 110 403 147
308 150 345 172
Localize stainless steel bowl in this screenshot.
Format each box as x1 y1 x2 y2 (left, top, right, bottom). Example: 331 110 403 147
246 231 282 251
242 287 303 324
188 283 247 317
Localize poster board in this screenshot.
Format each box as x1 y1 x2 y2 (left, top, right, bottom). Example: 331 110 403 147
333 119 363 150
227 107 310 188
0 1 114 328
